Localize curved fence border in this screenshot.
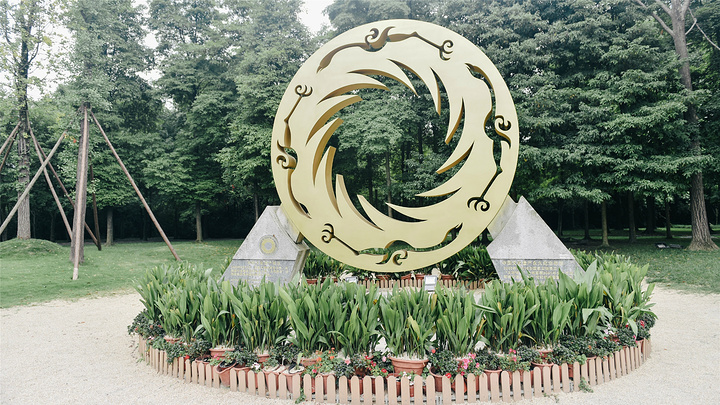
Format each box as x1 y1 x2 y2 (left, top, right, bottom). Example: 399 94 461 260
138 337 651 403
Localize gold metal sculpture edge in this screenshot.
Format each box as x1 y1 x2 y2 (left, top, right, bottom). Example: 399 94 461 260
271 19 519 272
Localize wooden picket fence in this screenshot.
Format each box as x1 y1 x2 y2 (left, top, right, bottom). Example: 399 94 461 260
138 338 651 403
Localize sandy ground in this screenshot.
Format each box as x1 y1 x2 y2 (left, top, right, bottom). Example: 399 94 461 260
1 286 719 405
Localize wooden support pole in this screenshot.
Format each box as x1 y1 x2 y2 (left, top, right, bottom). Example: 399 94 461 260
0 131 65 234
0 123 19 173
29 128 72 239
71 106 91 280
90 110 180 261
0 121 21 156
89 164 102 251
29 130 100 248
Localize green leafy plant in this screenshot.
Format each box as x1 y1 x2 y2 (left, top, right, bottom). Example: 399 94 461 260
476 280 539 352
368 351 394 377
279 279 346 354
230 280 290 355
379 287 437 359
428 348 458 380
332 283 381 357
434 285 485 356
196 280 234 348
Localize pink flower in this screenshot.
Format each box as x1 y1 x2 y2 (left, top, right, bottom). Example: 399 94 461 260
431 349 436 354
470 353 476 359
382 356 387 362
475 362 480 368
345 359 351 365
462 363 468 369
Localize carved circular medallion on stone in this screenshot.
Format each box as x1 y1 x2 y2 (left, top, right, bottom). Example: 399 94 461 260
271 19 519 272
259 235 278 255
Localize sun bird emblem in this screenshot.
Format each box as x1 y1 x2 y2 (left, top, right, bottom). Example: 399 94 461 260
271 20 519 272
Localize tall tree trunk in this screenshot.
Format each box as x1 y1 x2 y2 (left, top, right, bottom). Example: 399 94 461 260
16 118 31 239
583 200 591 240
385 149 392 218
556 200 564 237
71 105 90 279
688 170 715 249
14 10 32 240
106 207 114 246
665 198 673 239
253 192 259 222
195 202 203 242
601 200 610 247
638 0 718 250
643 196 656 235
628 191 636 243
50 212 56 242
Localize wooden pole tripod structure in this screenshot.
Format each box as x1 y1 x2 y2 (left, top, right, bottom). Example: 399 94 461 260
1 105 180 280
1 113 101 248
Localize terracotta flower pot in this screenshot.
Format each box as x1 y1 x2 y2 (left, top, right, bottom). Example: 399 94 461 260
209 347 232 359
483 369 510 389
389 357 428 375
214 364 234 387
257 353 270 364
376 275 390 281
440 274 455 281
390 373 416 397
163 336 180 344
306 278 318 285
300 357 319 368
430 371 465 393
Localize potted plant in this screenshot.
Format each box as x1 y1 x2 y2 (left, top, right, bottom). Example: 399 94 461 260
332 283 381 361
302 250 326 284
434 286 485 357
379 287 437 374
547 343 586 381
303 349 341 393
428 348 460 392
334 357 363 394
231 280 290 363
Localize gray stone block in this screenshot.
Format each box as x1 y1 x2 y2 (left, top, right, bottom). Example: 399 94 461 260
221 205 308 287
486 196 580 284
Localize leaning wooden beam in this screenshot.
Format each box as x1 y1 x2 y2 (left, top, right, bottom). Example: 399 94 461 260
29 129 101 249
90 110 180 261
89 164 102 251
0 121 20 156
0 131 65 234
72 106 91 280
0 124 18 174
30 128 72 239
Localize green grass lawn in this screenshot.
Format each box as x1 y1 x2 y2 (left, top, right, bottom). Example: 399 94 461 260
0 239 242 308
1 228 718 308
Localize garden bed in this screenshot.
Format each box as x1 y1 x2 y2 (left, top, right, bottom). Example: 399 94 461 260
138 337 651 403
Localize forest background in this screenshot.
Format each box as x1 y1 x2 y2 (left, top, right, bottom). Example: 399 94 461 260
1 0 718 250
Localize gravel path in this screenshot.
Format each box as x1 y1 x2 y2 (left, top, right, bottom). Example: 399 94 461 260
1 286 718 404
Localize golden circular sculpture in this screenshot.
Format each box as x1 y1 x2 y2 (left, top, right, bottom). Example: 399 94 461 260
271 20 519 272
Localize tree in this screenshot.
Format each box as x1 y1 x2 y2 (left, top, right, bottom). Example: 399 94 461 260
632 0 718 250
150 0 231 241
218 0 311 221
1 0 60 239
